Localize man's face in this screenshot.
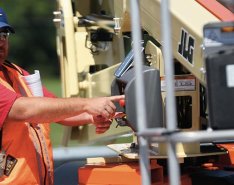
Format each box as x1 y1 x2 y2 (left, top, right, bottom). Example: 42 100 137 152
0 28 9 65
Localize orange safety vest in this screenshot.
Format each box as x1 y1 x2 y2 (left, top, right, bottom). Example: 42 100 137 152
0 62 54 185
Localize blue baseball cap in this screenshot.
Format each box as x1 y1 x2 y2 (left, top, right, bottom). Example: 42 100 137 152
0 8 15 33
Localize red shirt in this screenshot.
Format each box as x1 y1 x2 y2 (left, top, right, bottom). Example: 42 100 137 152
0 68 56 127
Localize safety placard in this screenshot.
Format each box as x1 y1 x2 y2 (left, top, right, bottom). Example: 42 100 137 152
161 75 196 91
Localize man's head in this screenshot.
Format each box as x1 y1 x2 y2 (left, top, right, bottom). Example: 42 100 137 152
0 8 14 33
0 8 14 64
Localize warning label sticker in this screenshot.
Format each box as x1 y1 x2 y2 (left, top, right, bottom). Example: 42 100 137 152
161 75 196 91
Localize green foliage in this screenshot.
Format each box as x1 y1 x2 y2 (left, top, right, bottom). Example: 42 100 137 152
43 77 63 147
50 123 63 147
0 2 63 147
0 1 59 78
42 77 62 97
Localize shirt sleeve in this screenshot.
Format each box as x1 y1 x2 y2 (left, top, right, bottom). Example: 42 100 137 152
0 84 21 127
43 86 57 98
0 67 57 127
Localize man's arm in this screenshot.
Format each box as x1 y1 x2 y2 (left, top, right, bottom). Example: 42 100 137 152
58 113 112 134
5 95 124 124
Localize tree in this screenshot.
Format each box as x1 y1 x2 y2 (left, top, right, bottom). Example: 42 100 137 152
0 0 59 77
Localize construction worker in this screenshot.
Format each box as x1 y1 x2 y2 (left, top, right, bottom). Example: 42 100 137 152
0 8 124 185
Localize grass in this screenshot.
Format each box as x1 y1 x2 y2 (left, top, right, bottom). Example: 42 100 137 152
42 77 64 147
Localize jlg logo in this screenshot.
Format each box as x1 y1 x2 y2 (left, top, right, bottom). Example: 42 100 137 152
178 28 195 64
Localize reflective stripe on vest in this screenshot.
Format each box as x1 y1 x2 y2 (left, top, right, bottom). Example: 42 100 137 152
0 63 54 185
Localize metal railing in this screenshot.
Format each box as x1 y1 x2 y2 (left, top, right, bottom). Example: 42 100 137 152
129 0 234 185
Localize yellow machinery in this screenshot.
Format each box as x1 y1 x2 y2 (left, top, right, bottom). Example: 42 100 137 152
53 0 233 146
53 1 131 145
53 0 234 184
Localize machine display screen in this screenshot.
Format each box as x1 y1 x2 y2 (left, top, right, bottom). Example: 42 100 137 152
114 47 144 78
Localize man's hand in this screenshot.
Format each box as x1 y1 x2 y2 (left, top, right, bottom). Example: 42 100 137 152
84 95 124 120
92 115 112 134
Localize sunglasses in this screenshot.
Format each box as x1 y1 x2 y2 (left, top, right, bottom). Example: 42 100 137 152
0 32 10 41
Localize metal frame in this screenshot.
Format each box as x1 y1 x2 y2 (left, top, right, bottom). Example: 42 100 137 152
129 0 234 185
130 1 151 184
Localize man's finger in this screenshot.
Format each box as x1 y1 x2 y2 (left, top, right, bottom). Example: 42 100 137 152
105 105 114 116
96 122 111 128
114 112 126 118
96 126 110 134
108 95 125 102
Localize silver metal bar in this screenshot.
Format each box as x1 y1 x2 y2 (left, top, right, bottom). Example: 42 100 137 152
138 129 234 144
137 128 176 142
161 0 180 185
138 128 169 136
130 0 151 184
167 142 180 185
161 0 177 131
171 129 234 143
